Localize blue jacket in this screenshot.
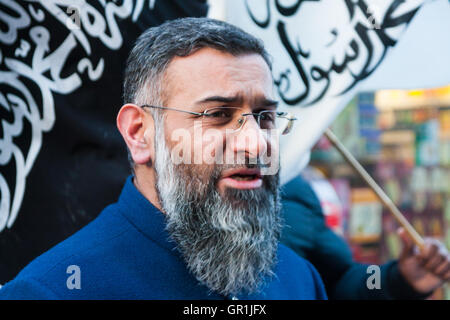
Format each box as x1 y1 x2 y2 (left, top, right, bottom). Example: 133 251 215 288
280 176 428 300
0 176 327 300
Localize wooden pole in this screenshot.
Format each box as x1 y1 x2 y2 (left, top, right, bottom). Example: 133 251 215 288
324 128 425 250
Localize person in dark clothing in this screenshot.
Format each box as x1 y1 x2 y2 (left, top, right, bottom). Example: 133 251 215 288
0 18 327 300
280 175 450 299
0 0 209 284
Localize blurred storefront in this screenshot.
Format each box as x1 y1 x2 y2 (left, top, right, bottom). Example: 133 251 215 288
306 85 450 300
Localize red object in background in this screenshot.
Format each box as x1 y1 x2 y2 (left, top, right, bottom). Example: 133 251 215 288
322 201 341 230
349 243 381 265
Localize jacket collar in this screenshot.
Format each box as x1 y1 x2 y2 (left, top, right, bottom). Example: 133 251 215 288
116 175 177 252
281 175 323 213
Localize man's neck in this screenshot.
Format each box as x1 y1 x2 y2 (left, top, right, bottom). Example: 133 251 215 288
132 170 163 213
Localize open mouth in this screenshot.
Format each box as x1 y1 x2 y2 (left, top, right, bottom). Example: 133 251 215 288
218 168 263 190
229 173 260 181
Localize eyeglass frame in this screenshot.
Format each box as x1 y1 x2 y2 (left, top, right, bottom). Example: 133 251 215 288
140 104 297 135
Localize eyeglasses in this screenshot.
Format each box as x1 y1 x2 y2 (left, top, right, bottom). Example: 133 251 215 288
140 105 297 135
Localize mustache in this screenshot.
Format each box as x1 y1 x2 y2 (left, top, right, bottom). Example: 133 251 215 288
182 160 271 180
188 162 276 195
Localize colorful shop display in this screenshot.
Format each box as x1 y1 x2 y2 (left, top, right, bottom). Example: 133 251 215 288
308 85 450 299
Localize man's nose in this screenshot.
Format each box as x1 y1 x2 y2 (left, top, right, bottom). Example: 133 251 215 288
228 116 269 159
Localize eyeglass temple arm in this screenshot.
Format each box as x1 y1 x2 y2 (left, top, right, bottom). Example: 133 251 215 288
142 105 298 121
241 112 297 121
140 104 204 116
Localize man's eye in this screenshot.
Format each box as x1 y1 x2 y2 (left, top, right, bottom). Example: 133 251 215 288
207 110 233 118
260 112 275 122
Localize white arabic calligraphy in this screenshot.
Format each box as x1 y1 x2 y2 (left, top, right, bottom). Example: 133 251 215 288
0 0 156 232
244 0 425 106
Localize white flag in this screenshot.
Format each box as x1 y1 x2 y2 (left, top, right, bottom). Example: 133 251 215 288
225 0 450 184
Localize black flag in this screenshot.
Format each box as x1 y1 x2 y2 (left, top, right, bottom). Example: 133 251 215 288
0 0 208 283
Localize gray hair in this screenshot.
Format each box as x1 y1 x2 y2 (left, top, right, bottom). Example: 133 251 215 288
122 17 272 171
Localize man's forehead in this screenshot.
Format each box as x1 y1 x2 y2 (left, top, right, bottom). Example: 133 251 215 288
163 47 274 106
165 49 271 83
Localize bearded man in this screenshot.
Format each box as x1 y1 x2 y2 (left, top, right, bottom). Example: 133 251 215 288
0 18 326 299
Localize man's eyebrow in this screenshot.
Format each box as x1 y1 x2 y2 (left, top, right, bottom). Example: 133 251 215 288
261 99 279 107
196 96 242 104
196 96 279 107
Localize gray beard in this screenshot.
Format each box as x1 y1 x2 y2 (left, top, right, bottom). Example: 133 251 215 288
153 135 282 297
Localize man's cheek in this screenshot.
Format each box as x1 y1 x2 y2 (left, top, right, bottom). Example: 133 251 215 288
168 122 209 165
202 129 225 165
260 129 280 176
169 128 193 165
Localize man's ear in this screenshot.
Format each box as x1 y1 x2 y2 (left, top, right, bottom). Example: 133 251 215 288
117 104 155 165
